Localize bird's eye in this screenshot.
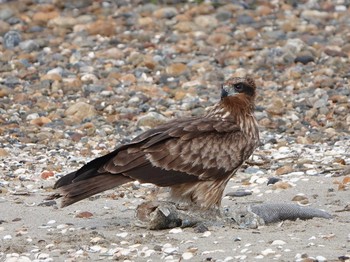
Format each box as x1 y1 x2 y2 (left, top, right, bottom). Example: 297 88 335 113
234 83 244 92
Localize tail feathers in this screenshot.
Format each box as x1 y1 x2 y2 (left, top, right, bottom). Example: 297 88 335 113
58 174 134 207
53 171 77 189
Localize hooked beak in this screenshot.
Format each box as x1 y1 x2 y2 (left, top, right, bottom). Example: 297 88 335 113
221 85 237 99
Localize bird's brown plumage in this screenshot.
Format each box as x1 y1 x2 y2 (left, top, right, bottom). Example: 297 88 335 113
54 76 260 210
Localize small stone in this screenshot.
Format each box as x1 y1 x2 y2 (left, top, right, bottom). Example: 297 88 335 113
174 21 197 32
32 11 59 24
98 47 124 59
116 232 128 238
81 73 98 84
137 112 167 128
272 181 292 190
166 63 188 76
41 170 54 180
38 200 56 207
4 30 21 49
267 177 281 185
202 231 211 237
153 7 178 19
120 74 136 85
0 148 9 157
314 75 335 88
0 7 14 20
294 55 314 65
48 16 77 28
324 48 347 58
182 252 194 260
41 73 62 82
261 248 275 256
256 5 272 16
342 176 350 184
19 40 40 52
65 102 96 122
275 166 293 176
87 20 116 36
216 11 232 21
207 33 231 46
47 67 63 76
194 223 209 233
194 15 218 29
315 256 327 262
0 21 10 35
26 113 40 121
266 98 285 115
271 240 286 245
225 190 252 197
169 228 182 234
30 116 52 126
296 136 312 144
75 211 93 218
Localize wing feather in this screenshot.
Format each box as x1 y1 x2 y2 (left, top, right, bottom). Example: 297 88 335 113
95 117 245 186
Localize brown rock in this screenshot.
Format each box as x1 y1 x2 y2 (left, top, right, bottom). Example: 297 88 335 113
107 72 122 80
30 116 52 126
266 98 285 115
41 170 55 180
324 48 348 58
137 112 167 128
194 15 218 29
272 181 292 190
166 63 188 76
256 5 272 16
153 7 178 19
174 90 186 100
65 102 96 122
41 73 62 82
120 74 136 85
314 75 335 88
87 20 116 36
97 47 124 60
296 136 313 144
245 27 258 40
48 16 77 29
0 148 9 157
343 176 350 184
32 11 59 25
207 33 231 46
75 211 93 218
138 17 154 27
63 78 82 89
275 165 293 176
292 195 309 202
174 21 197 32
0 87 10 98
0 20 10 35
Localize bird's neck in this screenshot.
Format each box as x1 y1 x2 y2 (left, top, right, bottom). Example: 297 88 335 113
207 96 254 119
206 95 258 138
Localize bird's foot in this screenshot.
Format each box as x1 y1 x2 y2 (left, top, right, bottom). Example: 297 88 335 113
135 200 207 230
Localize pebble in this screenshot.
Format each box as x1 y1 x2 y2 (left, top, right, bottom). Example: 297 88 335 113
137 112 167 128
0 1 349 261
64 102 96 122
3 30 21 49
182 252 194 260
271 240 286 246
19 40 40 52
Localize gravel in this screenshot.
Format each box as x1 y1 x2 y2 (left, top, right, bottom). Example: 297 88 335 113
0 0 350 261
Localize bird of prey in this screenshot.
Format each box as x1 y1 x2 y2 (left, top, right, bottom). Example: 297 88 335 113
54 76 260 211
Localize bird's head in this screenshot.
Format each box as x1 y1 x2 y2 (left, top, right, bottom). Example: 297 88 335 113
221 76 256 101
